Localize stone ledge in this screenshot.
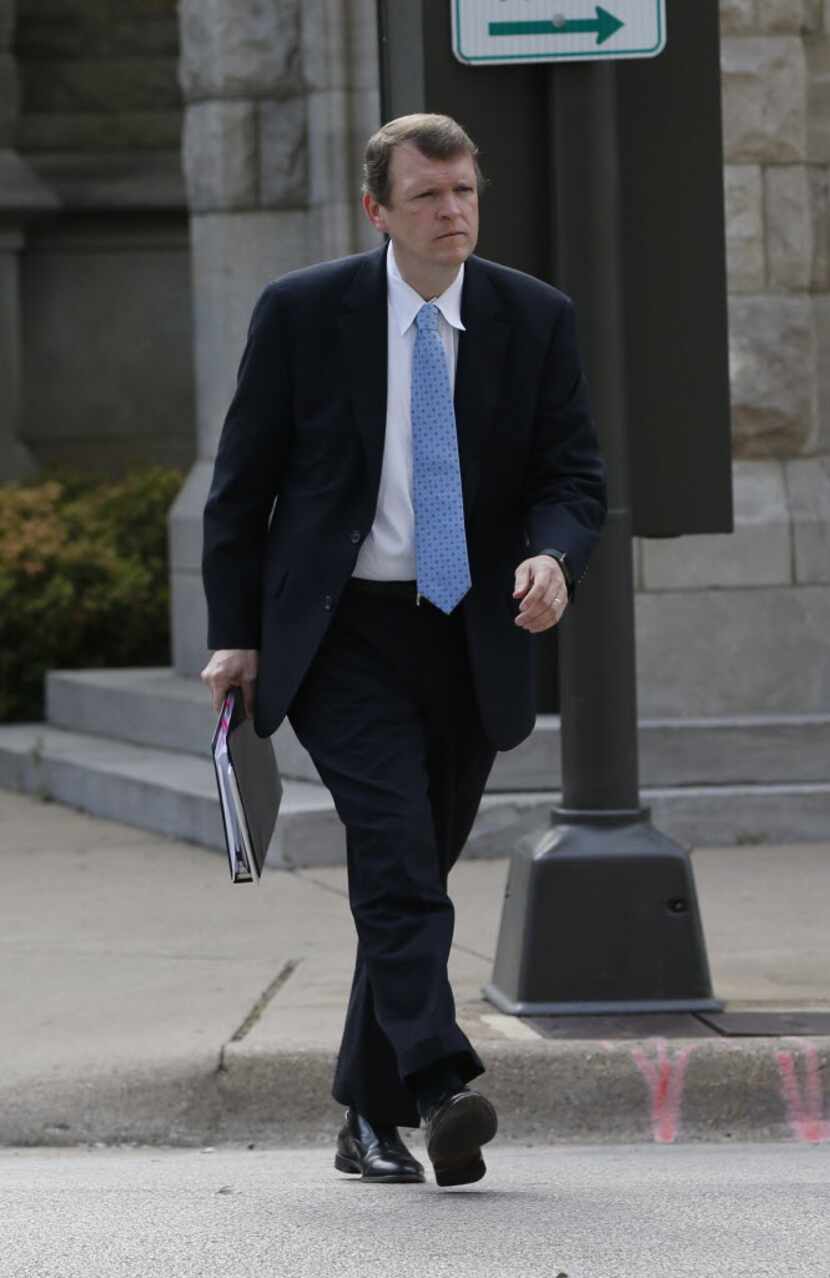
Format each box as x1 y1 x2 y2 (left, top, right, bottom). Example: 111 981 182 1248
26 148 185 211
21 56 182 115
17 110 182 153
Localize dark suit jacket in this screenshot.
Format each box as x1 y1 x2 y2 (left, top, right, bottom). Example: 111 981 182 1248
202 243 607 752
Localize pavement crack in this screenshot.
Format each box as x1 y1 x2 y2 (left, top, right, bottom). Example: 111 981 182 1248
225 958 302 1047
452 940 493 963
296 870 348 899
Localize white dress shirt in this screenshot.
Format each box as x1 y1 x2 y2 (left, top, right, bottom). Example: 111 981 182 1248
353 242 466 581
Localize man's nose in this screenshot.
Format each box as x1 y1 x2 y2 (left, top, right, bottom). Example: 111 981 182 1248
438 192 462 218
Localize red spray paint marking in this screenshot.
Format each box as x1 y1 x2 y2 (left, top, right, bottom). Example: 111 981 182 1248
776 1040 830 1143
628 1038 699 1144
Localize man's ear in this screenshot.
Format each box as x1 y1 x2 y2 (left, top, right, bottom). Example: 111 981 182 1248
362 192 388 235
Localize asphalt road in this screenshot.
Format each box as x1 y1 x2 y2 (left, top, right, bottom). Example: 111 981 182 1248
2 1142 828 1278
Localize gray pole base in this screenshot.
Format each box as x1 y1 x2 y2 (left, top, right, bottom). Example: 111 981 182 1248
483 814 723 1017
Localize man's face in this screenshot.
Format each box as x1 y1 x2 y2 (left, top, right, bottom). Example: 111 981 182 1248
364 143 480 277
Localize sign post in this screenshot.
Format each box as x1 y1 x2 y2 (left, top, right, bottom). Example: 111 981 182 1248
484 52 721 1015
376 0 729 1015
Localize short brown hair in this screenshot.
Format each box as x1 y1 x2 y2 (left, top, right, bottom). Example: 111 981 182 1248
362 113 485 207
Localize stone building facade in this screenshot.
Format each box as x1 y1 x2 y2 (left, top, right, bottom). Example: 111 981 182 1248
2 0 194 478
3 0 829 736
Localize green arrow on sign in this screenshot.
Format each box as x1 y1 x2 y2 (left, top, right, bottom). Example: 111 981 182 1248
489 6 625 46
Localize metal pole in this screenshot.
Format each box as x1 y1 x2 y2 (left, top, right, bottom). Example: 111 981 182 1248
550 62 642 818
484 61 721 1016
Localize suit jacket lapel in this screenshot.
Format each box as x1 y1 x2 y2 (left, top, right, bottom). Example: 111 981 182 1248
338 246 509 520
338 245 389 503
455 256 510 516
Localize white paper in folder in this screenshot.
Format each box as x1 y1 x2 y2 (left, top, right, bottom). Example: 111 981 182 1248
211 688 281 883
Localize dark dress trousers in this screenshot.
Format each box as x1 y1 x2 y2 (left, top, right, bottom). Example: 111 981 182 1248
203 243 607 1125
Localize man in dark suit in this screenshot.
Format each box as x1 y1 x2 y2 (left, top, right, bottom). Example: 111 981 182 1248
201 114 606 1187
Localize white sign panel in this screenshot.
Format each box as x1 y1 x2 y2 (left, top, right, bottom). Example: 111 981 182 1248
452 1 666 65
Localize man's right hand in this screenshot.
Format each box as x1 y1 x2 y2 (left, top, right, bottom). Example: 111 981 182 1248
201 649 259 718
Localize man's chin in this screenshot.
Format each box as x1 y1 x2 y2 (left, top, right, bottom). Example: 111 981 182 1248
434 235 473 261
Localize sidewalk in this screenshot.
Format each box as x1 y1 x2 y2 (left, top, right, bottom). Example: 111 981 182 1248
2 787 829 1148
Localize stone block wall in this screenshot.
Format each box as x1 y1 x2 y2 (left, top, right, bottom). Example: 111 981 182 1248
10 0 195 476
169 0 380 674
633 0 830 717
15 0 182 159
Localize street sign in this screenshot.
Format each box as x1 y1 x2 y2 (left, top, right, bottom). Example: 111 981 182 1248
451 1 666 65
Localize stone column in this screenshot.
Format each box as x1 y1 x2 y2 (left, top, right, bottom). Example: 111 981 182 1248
170 0 380 675
0 0 58 482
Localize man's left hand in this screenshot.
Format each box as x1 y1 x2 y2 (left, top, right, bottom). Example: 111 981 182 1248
513 555 569 633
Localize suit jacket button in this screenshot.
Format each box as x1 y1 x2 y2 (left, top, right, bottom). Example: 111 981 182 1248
323 594 333 611
350 530 361 544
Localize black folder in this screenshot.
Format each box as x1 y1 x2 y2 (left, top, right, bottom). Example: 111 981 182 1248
211 688 282 882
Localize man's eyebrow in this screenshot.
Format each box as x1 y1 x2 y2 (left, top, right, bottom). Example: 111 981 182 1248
411 180 474 196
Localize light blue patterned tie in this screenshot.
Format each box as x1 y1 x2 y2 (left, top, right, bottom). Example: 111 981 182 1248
411 302 472 614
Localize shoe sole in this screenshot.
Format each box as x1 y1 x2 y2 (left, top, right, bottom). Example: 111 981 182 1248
426 1092 498 1188
334 1153 424 1184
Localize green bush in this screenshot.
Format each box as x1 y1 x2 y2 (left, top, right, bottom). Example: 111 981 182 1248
0 467 184 723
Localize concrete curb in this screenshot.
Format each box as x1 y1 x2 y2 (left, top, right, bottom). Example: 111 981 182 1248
4 1036 828 1149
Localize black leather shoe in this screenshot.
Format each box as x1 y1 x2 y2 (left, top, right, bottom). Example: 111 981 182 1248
422 1088 498 1187
335 1109 425 1184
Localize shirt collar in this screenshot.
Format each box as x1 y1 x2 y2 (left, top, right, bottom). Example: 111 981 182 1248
386 241 466 337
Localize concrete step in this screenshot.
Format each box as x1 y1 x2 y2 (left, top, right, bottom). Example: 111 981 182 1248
2 722 830 860
46 668 830 790
0 724 337 869
46 667 322 785
0 724 550 867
